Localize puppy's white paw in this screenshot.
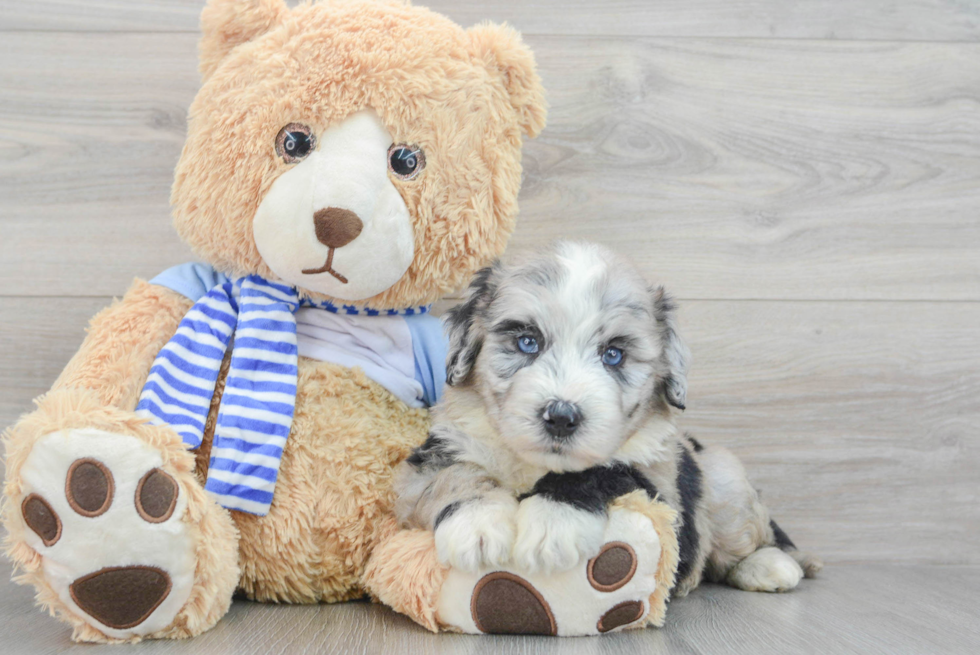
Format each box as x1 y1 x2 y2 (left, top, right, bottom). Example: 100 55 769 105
726 547 804 592
435 495 518 573
513 496 606 575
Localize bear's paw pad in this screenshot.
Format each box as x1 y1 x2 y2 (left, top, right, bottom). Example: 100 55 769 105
438 507 663 636
16 429 197 638
22 494 62 547
597 600 645 633
471 572 557 635
70 566 173 630
588 541 637 591
65 458 114 517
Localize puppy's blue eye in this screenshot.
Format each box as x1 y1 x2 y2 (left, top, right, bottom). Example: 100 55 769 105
517 336 539 354
602 347 624 367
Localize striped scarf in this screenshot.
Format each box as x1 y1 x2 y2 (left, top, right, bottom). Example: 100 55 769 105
136 275 428 515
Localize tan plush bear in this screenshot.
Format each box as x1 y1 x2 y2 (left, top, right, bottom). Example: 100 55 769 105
3 0 676 642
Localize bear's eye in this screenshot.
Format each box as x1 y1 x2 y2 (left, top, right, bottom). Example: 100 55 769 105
276 123 315 164
388 144 426 180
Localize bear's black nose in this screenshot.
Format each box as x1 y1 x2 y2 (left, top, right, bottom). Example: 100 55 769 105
542 400 583 439
313 207 363 249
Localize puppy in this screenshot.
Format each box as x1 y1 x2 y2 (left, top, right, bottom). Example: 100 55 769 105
394 241 821 596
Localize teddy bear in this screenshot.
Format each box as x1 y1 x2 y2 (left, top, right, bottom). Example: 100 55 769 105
3 0 677 641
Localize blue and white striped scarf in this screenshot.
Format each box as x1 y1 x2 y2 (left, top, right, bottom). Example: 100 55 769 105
136 275 428 516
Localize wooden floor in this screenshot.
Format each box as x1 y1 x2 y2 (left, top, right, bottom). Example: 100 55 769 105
0 557 977 654
1 0 978 651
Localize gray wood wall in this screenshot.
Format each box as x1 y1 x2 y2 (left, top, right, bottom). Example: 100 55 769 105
1 1 977 565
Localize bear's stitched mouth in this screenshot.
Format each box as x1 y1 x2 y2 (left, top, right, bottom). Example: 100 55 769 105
302 249 349 284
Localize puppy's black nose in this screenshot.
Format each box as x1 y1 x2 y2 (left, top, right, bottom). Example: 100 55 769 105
542 400 583 439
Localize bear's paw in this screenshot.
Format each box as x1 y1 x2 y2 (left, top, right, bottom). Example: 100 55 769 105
436 505 669 636
16 429 197 639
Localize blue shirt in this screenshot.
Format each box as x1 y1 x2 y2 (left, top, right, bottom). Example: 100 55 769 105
151 262 447 407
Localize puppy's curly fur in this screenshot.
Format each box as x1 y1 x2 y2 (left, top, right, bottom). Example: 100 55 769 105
395 241 821 594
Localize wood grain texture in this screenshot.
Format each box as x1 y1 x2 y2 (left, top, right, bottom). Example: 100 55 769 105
0 33 199 293
678 300 980 565
2 0 980 42
0 556 976 654
2 297 977 564
2 33 979 299
0 298 109 429
519 36 980 301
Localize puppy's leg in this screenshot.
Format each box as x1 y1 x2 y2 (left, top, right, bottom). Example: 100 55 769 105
771 519 824 579
432 483 518 574
513 496 607 575
394 435 517 572
699 445 821 593
513 464 653 574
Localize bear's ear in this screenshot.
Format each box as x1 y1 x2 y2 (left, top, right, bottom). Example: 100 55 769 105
199 0 290 81
468 23 548 138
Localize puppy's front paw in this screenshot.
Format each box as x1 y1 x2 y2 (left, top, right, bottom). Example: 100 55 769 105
435 495 518 573
513 496 606 575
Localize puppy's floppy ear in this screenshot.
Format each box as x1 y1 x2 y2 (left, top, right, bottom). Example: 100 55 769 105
653 287 690 410
445 264 499 386
199 0 290 81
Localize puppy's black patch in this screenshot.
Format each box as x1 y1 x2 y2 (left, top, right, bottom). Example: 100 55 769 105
447 343 481 386
675 446 703 585
434 501 462 529
520 464 658 514
405 433 457 471
652 287 688 410
770 520 797 551
446 265 498 386
686 434 704 453
653 290 677 320
492 320 540 338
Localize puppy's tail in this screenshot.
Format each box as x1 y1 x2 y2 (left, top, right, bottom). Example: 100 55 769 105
769 519 823 578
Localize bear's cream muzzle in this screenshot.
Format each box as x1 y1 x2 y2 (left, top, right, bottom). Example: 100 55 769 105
252 109 415 300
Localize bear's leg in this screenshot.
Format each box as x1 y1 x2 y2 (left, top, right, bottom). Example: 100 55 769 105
3 390 240 643
227 361 431 606
365 491 679 636
363 515 450 632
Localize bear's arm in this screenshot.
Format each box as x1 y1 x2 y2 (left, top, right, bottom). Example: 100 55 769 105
51 278 194 411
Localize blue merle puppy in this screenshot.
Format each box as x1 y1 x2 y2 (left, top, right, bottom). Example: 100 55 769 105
394 241 821 596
